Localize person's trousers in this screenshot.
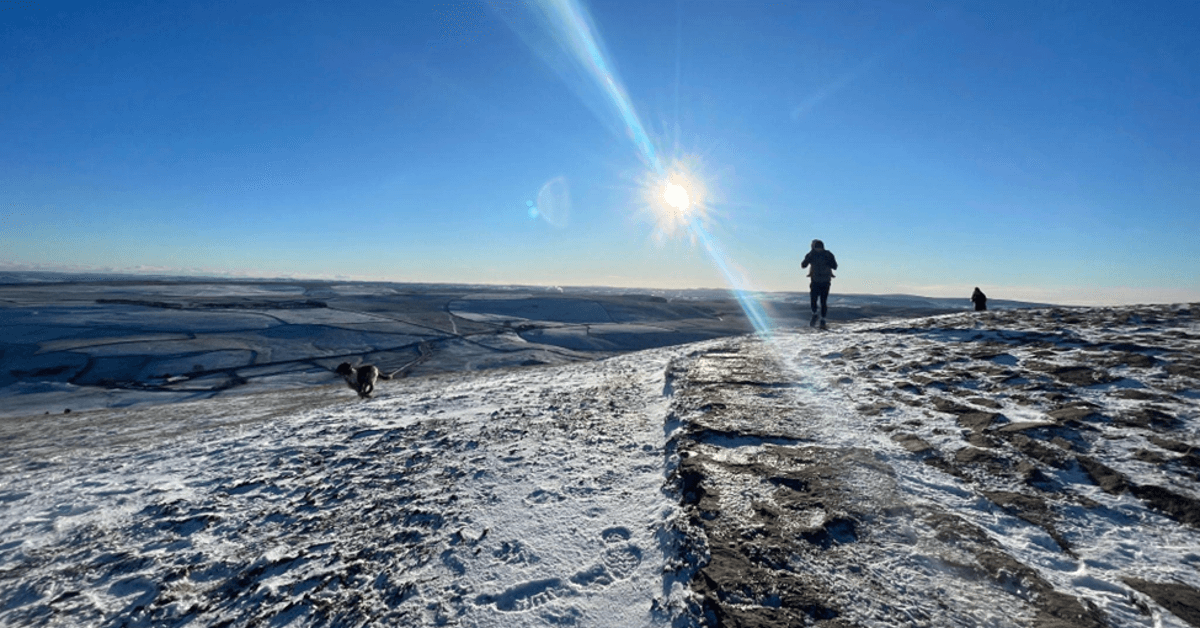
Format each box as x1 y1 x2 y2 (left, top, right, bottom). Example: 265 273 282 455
810 282 831 318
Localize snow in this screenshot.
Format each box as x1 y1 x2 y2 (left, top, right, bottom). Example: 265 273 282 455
662 305 1199 627
1 281 1198 627
1 351 692 627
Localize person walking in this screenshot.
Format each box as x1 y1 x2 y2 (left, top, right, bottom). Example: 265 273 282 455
971 287 988 311
801 239 838 329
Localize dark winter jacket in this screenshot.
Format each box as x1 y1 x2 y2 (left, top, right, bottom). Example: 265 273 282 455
971 288 988 311
802 249 838 284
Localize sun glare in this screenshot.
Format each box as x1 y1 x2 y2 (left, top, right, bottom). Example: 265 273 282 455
664 182 690 211
636 158 714 240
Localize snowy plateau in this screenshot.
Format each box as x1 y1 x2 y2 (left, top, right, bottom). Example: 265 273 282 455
1 277 1199 627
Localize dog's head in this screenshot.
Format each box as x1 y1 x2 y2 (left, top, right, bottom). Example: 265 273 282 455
335 362 355 377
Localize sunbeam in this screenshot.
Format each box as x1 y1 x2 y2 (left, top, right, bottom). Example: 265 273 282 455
688 217 776 338
505 0 781 338
496 0 662 173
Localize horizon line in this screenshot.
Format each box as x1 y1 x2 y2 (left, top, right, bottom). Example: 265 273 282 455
6 265 1199 309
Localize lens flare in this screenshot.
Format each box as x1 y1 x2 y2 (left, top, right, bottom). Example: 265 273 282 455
535 176 571 228
503 0 779 339
496 0 660 172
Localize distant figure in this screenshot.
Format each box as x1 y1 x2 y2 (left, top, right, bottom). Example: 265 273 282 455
801 239 838 329
971 287 988 312
336 362 398 399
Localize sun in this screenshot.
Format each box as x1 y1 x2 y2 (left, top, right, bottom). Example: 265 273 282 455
664 182 690 212
634 155 715 240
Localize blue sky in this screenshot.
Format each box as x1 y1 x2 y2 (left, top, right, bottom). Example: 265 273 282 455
3 0 1198 304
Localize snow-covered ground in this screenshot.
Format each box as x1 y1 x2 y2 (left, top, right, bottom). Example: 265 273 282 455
1 350 690 627
2 300 1198 627
667 304 1200 627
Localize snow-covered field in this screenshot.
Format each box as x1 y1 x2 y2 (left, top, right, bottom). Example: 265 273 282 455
2 291 1198 627
1 276 1014 420
0 278 767 418
1 348 688 627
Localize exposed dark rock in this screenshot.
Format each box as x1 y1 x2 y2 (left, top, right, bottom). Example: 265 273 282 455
926 513 1101 627
966 432 997 448
1050 436 1076 452
1031 590 1108 628
1148 435 1196 454
1165 361 1200 380
1018 462 1058 491
1005 434 1070 468
1106 342 1158 353
1047 405 1104 424
1077 457 1200 527
955 447 1003 467
984 490 1045 516
1134 449 1169 465
983 490 1073 555
958 411 1001 433
966 396 1004 409
1111 388 1157 400
1022 363 1114 387
1129 484 1200 528
676 453 720 520
999 421 1058 434
855 401 895 416
1124 578 1200 627
1058 367 1108 386
1110 352 1158 368
1077 456 1129 494
911 374 951 388
932 397 975 415
891 433 935 454
1115 406 1180 430
630 305 1200 625
673 445 865 627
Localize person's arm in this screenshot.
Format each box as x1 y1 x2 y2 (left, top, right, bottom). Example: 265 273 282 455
829 253 838 270
801 252 811 268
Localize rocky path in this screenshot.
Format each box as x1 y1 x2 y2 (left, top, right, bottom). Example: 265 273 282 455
665 304 1200 628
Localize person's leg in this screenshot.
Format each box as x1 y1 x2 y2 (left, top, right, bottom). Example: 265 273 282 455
818 283 831 319
809 286 819 326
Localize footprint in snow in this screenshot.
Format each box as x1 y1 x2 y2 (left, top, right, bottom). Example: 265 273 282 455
493 539 539 565
476 577 576 612
569 527 641 587
478 526 642 612
524 488 566 504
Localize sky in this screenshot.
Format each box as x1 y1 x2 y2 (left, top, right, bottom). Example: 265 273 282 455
2 0 1199 305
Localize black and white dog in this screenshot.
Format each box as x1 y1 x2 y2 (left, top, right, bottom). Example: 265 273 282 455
335 362 398 398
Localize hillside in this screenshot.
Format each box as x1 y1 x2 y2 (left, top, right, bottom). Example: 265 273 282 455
1 303 1198 627
0 277 1046 419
